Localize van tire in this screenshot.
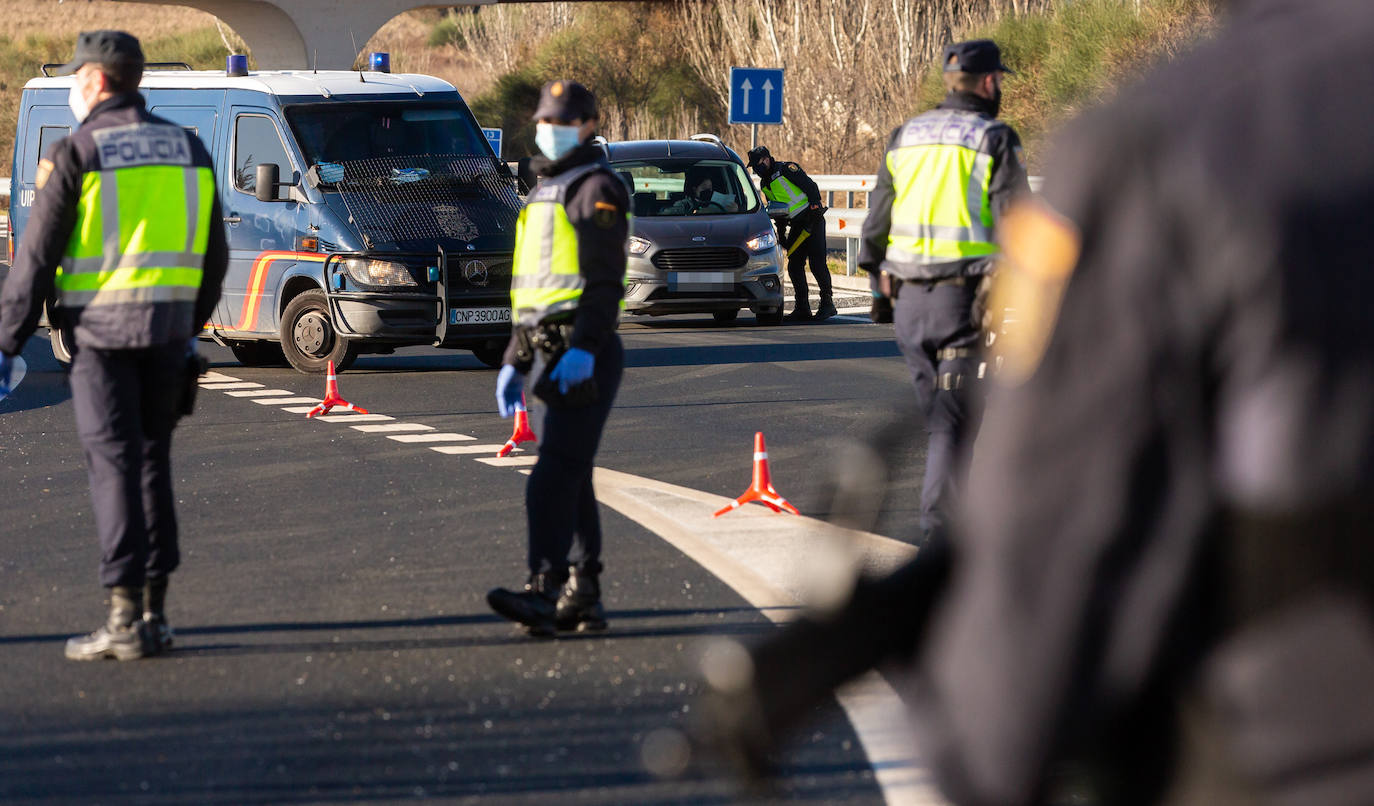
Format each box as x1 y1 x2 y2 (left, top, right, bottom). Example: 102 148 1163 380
755 309 784 326
280 290 358 374
48 326 73 367
229 340 286 367
472 346 505 369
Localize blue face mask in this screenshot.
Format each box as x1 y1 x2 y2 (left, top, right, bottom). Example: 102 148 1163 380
535 123 581 161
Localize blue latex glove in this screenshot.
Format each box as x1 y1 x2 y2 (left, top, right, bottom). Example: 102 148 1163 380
496 364 524 418
0 353 12 398
549 347 595 394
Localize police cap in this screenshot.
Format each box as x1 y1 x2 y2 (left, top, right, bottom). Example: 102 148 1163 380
532 80 598 123
942 39 1015 76
746 146 771 168
54 30 144 76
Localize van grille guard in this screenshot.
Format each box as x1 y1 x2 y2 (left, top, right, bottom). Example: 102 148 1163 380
323 250 453 346
324 155 522 249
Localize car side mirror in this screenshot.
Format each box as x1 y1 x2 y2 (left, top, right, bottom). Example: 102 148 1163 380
255 163 283 202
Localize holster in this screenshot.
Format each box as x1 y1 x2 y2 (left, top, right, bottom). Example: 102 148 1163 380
526 322 598 408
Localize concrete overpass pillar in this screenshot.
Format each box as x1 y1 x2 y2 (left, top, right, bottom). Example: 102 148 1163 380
119 0 486 70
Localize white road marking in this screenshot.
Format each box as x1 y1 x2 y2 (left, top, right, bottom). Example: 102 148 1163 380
386 432 475 443
253 398 321 406
225 389 296 398
591 468 941 806
428 443 508 455
313 413 395 423
474 455 539 467
352 423 435 433
198 372 240 383
199 381 264 390
281 406 321 414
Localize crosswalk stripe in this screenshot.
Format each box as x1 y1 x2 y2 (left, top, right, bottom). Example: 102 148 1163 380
200 382 263 390
351 423 435 433
386 433 476 443
252 397 321 406
313 413 395 423
225 389 295 398
474 455 539 467
428 443 509 455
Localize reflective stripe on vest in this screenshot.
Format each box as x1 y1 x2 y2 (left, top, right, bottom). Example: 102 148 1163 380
762 172 809 219
885 109 1002 269
510 162 603 326
55 123 212 310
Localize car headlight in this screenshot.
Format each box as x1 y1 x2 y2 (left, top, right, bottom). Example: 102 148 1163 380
343 258 417 287
745 229 777 253
627 236 651 256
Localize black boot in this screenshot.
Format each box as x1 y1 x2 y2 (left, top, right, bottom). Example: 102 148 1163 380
143 577 173 652
814 297 837 322
556 569 607 632
869 295 893 324
784 304 812 323
65 587 150 661
487 573 560 637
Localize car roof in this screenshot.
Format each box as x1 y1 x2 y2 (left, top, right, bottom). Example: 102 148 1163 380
23 70 456 99
601 139 743 165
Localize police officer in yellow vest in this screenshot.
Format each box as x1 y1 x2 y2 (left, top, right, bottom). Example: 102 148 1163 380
747 147 834 322
0 31 228 660
858 39 1029 544
487 80 629 636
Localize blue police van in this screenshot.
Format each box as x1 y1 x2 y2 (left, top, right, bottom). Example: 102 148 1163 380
8 58 519 373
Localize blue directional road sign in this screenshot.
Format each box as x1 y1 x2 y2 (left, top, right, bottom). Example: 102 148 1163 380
482 127 503 158
728 67 784 126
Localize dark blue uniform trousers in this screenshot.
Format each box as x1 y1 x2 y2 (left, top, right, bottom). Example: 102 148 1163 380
787 213 832 310
69 342 184 588
892 281 984 541
525 335 624 578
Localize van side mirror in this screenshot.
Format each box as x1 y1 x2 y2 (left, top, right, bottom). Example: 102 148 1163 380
255 163 283 202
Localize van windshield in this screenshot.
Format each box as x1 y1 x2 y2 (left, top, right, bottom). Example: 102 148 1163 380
285 101 489 168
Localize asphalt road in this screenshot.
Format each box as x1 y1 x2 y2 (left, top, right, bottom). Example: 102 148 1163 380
0 304 931 804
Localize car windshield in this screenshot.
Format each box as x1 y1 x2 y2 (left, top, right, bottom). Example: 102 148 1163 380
286 101 490 169
612 158 759 217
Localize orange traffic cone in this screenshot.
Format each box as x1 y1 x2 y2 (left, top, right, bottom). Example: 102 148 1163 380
497 394 537 457
306 360 369 418
713 432 800 517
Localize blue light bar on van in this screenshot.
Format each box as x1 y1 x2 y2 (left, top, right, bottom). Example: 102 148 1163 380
227 54 248 77
370 52 390 73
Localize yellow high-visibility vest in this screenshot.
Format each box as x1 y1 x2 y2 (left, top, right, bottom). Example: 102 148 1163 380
761 172 809 219
883 108 1003 278
56 123 212 311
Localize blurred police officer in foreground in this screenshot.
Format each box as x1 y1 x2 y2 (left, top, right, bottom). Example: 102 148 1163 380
858 39 1029 545
488 80 629 637
705 1 1374 803
0 31 227 660
747 147 834 322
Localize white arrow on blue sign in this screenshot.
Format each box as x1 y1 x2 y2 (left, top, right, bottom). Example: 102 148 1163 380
728 67 784 126
482 127 503 159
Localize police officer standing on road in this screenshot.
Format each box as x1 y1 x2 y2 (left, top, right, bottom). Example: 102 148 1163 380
0 31 227 660
747 147 834 323
487 80 629 637
858 39 1028 544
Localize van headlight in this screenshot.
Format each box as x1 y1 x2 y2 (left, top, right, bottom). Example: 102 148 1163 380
343 258 417 287
745 230 776 253
627 236 652 256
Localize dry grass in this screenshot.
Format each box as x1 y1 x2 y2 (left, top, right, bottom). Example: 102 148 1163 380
4 0 221 42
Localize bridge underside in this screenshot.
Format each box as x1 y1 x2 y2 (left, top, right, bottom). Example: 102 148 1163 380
118 0 487 70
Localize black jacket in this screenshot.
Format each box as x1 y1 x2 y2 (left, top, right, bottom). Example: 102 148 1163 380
912 2 1374 804
0 93 228 356
858 92 1027 284
502 142 629 369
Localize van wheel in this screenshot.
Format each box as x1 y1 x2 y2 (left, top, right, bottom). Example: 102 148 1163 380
49 326 73 366
280 290 358 374
712 309 740 325
755 309 784 326
472 346 505 368
228 340 286 367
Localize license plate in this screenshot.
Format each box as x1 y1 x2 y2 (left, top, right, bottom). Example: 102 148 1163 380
449 307 511 325
668 271 734 291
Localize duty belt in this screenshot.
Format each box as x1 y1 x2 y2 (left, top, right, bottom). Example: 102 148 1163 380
514 321 575 362
887 273 967 299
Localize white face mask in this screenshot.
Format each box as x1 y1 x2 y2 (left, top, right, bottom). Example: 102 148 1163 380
68 82 92 123
534 123 581 161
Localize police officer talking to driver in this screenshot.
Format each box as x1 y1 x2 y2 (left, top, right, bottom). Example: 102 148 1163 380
488 80 629 637
858 39 1028 545
0 31 227 661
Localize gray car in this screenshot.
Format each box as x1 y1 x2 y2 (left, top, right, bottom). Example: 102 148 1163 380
598 136 785 325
